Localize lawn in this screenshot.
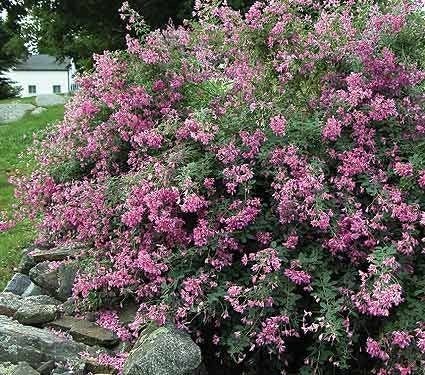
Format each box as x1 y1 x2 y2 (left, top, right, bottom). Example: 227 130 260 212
0 99 64 289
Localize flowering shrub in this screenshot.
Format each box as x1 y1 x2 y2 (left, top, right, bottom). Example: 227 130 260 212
11 0 425 373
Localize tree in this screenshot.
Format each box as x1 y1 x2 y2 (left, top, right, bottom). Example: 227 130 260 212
8 0 254 71
0 15 26 99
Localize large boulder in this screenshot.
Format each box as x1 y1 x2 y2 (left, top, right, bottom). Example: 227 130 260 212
3 273 32 296
35 94 66 107
0 103 36 123
123 325 202 375
0 315 97 369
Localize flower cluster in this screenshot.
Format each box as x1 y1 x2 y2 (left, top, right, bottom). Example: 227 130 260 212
11 0 425 373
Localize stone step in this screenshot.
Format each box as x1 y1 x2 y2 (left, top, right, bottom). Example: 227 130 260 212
28 244 85 263
48 316 119 348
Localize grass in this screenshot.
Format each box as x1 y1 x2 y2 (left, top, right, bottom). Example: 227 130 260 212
0 96 37 105
0 98 64 289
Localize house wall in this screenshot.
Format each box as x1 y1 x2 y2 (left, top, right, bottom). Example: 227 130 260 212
3 70 74 97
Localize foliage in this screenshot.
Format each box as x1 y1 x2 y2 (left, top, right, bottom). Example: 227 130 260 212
0 18 26 99
7 0 255 70
9 1 425 374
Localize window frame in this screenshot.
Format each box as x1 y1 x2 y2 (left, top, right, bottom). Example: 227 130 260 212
52 85 61 94
28 85 37 94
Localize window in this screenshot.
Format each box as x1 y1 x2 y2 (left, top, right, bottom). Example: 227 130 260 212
53 85 61 94
28 85 36 94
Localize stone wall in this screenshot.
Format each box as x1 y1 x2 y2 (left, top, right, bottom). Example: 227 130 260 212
0 243 204 375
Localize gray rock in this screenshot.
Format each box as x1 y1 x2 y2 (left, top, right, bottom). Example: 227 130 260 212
3 273 32 295
0 103 36 123
61 297 77 316
48 316 119 348
36 360 56 375
29 261 59 294
17 252 37 275
25 295 62 306
0 362 17 375
0 315 95 369
14 303 57 325
51 369 74 375
11 362 40 375
57 263 78 301
0 293 61 320
35 94 66 107
28 261 78 301
0 292 23 317
21 282 48 297
84 358 117 374
47 315 78 331
123 325 202 375
31 107 47 116
193 363 208 375
70 321 118 348
29 244 83 263
119 302 138 325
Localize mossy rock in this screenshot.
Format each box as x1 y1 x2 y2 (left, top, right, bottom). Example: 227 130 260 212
123 325 202 375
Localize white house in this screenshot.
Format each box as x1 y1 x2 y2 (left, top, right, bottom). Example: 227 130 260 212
3 54 77 98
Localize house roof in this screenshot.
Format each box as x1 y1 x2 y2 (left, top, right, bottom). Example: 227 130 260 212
13 54 71 72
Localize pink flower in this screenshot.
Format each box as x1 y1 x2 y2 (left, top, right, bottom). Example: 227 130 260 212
212 334 220 345
353 272 404 317
322 117 342 141
0 219 14 232
256 315 297 353
369 95 398 121
366 338 389 361
180 194 208 213
394 162 413 177
222 198 261 232
240 130 266 159
97 310 132 341
418 171 425 188
193 219 214 247
223 164 254 193
284 267 312 286
283 234 299 249
270 115 287 136
395 364 412 375
217 142 240 164
391 331 412 349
